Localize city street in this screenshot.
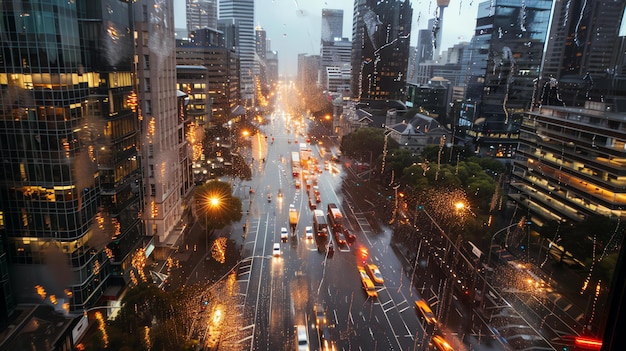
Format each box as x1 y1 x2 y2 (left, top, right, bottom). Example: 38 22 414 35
156 91 589 351
165 93 519 351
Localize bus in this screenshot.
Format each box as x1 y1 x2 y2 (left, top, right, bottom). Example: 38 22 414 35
291 151 300 177
327 203 344 230
313 209 328 237
299 143 312 167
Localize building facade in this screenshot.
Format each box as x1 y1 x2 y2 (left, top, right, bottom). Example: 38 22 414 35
322 9 344 43
135 0 190 252
176 28 241 125
540 0 625 109
351 0 413 101
461 0 552 158
219 0 255 106
186 0 218 32
0 0 145 311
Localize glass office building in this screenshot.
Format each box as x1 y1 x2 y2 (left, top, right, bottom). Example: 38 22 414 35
0 0 143 311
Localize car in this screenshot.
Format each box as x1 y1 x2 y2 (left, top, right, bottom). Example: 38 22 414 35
272 243 281 257
314 304 326 326
280 227 289 242
365 264 384 285
295 324 309 351
343 228 356 243
304 226 314 240
358 269 378 298
295 179 301 188
430 335 455 351
320 324 338 351
415 299 437 325
309 196 317 210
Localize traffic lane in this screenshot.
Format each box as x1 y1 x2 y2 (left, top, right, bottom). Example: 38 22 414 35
315 249 409 351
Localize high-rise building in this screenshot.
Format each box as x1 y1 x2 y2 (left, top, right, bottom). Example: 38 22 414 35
0 0 144 311
298 54 321 91
0 210 15 329
321 9 344 43
135 0 192 255
351 0 413 101
509 5 626 344
187 0 218 31
540 0 625 108
266 50 279 91
410 19 435 84
219 0 255 107
461 0 552 157
177 28 241 125
255 25 267 61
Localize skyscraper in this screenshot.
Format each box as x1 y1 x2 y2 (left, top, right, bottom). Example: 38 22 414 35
135 0 193 250
255 25 267 61
219 0 255 107
540 0 625 108
0 0 144 311
186 0 218 31
177 27 241 125
461 0 552 157
509 5 626 344
351 0 413 101
321 9 344 43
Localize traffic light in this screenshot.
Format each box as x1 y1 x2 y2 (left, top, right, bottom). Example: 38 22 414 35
417 205 423 211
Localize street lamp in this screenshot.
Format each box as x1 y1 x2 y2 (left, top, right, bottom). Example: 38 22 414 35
204 197 221 259
479 220 526 307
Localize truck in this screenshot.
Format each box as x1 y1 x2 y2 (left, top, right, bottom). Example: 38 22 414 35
289 205 298 233
291 151 300 177
313 209 328 237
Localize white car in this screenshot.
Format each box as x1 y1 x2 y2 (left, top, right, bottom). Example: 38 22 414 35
273 243 281 257
304 226 314 240
296 325 309 351
280 227 289 242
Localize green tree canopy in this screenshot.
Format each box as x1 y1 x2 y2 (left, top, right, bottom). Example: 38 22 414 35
340 127 399 163
194 180 243 230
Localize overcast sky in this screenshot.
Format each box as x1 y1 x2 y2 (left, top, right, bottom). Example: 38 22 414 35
174 0 479 77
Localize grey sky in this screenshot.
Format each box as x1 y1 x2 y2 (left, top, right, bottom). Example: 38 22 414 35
174 0 479 77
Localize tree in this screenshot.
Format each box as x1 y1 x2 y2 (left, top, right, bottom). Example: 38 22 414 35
194 181 243 230
340 127 399 163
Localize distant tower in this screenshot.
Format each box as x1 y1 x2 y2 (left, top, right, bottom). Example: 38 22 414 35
219 0 255 106
433 0 450 59
187 0 217 31
351 0 413 101
321 9 344 43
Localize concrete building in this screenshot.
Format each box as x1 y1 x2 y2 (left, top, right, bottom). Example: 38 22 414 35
135 0 191 256
219 0 255 106
186 0 217 32
297 54 321 91
321 9 344 43
176 27 241 125
176 66 211 127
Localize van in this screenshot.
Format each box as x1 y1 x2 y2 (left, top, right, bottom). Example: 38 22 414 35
295 324 309 351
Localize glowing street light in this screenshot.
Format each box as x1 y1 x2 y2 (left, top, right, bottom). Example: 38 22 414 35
203 196 222 259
